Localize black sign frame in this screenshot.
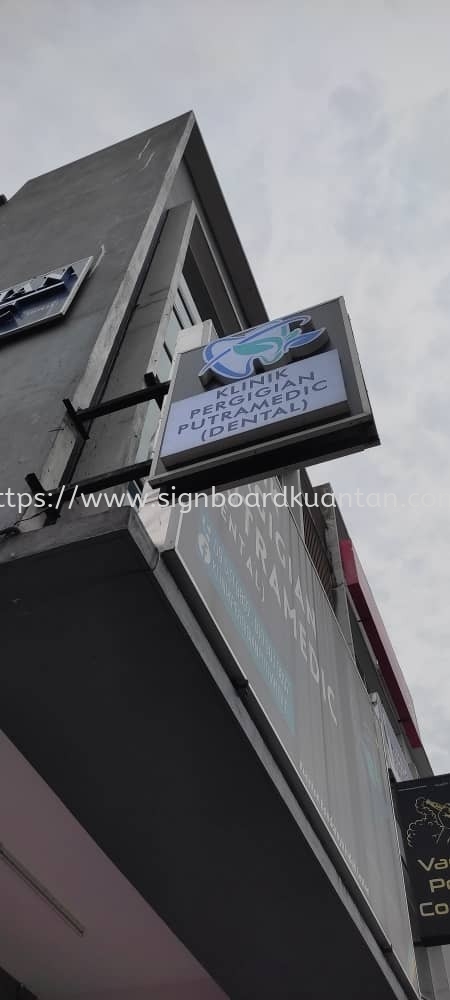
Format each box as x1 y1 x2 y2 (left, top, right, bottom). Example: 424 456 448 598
150 297 379 497
396 773 450 946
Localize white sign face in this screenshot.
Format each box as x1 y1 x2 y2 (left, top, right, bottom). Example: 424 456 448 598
160 349 348 468
150 299 379 496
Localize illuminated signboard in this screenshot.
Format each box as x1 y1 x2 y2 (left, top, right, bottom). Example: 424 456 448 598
150 298 379 496
0 257 93 343
396 774 450 945
161 349 347 467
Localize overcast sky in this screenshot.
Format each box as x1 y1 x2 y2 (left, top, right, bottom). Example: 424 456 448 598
2 0 450 771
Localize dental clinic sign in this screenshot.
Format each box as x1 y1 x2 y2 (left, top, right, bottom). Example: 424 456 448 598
162 350 346 463
150 298 379 495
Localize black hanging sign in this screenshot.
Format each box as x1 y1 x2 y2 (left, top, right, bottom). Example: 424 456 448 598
396 773 450 945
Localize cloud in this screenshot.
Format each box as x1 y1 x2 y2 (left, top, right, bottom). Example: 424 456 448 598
434 271 450 312
1 0 450 773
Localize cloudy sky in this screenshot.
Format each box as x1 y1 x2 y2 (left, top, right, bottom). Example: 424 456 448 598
2 0 450 770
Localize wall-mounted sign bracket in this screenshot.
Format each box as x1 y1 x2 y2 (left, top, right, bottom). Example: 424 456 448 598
62 373 170 440
25 460 157 520
24 374 171 519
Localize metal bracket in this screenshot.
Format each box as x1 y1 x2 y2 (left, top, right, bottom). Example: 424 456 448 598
26 374 171 517
24 473 61 523
0 525 20 538
25 461 156 517
143 371 168 408
62 398 89 440
62 374 170 439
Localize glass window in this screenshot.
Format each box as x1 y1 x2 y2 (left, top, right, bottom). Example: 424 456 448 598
140 278 202 466
178 273 202 326
181 218 244 336
174 288 193 329
156 343 172 382
139 400 161 461
164 309 183 358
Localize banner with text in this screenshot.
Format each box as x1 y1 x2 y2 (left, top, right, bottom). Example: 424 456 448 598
397 774 450 945
172 480 417 987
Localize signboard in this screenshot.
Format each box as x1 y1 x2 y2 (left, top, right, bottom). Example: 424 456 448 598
0 257 92 343
396 774 450 945
160 481 417 988
160 350 348 467
150 298 379 496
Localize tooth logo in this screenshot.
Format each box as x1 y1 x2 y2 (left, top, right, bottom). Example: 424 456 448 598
198 314 328 386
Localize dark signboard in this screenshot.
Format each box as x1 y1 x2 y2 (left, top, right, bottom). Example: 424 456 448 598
150 298 379 496
153 480 417 988
396 774 450 945
0 257 92 343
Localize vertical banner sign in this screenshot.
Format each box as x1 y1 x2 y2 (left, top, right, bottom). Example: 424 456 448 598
166 480 418 989
396 775 450 945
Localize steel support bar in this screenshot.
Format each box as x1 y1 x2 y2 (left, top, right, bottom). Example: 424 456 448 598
79 381 170 419
62 398 89 440
26 374 172 515
25 461 154 514
62 376 170 439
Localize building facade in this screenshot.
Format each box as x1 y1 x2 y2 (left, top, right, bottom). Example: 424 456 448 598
0 112 448 999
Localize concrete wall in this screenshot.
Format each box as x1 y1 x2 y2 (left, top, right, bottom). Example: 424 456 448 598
0 114 265 531
0 114 193 531
71 160 249 486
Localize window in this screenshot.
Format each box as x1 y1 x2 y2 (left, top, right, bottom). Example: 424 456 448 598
156 343 172 382
138 277 202 463
164 310 183 361
156 278 199 378
174 286 195 329
181 217 245 337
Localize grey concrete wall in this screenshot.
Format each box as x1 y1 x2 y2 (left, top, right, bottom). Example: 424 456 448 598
0 114 193 531
72 201 196 487
71 161 252 488
0 114 267 533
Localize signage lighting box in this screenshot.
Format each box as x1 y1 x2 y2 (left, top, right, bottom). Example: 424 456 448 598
150 297 379 496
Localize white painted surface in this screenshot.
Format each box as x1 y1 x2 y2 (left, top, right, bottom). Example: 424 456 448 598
161 349 348 466
0 731 226 999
